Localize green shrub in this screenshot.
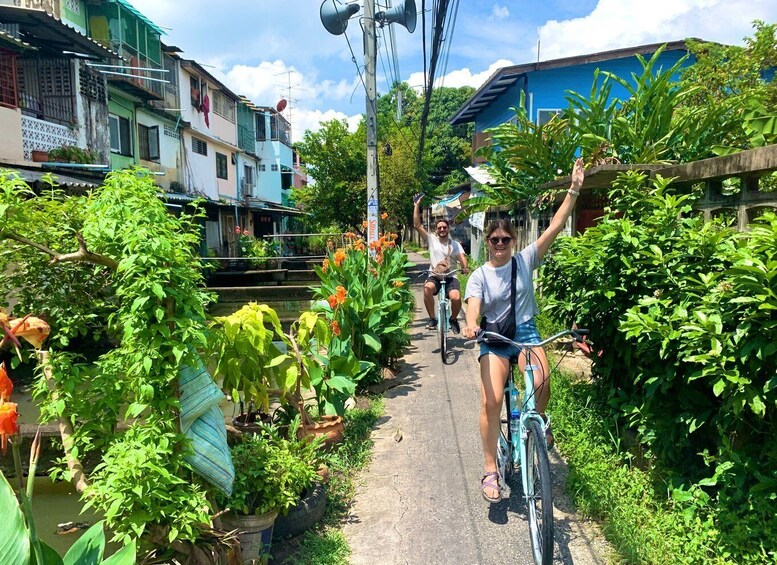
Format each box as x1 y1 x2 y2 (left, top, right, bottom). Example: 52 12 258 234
541 173 777 560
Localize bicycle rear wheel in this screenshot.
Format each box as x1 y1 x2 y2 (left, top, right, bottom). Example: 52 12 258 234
525 418 553 565
438 300 448 364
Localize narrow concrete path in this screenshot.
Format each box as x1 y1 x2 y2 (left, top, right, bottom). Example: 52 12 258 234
343 259 611 564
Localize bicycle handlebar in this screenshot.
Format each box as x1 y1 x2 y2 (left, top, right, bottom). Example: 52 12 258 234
463 328 591 349
417 268 461 279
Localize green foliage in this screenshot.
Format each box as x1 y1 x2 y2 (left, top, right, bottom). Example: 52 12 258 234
313 236 414 382
541 173 777 560
208 303 288 412
219 422 323 516
2 169 216 547
288 397 382 564
1 469 136 565
0 469 30 565
47 146 99 164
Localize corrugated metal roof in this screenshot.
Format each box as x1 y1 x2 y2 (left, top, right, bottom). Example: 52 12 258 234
110 0 166 36
0 28 34 50
0 167 99 188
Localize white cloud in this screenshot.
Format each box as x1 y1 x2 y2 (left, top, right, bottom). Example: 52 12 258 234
407 59 515 91
292 108 361 142
536 0 777 60
491 5 510 20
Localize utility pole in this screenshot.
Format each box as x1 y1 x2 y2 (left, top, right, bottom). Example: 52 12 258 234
364 0 379 247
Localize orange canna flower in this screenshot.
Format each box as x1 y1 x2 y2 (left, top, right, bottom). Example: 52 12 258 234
0 362 11 401
381 212 388 220
354 240 366 252
393 280 404 288
344 232 357 239
333 249 347 267
327 295 338 309
0 401 19 454
335 286 347 305
322 258 330 272
330 320 341 336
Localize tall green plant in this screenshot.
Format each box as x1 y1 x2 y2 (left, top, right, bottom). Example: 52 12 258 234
2 169 215 548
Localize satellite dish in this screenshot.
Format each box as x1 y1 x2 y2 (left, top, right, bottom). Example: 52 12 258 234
276 98 288 112
320 0 359 36
376 0 417 33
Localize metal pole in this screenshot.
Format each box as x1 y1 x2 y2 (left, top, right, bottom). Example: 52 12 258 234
364 0 379 247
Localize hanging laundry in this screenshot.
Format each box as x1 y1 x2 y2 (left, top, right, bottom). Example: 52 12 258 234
202 93 211 128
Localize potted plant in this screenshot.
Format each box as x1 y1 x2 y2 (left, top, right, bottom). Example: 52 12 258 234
218 424 323 563
47 145 98 164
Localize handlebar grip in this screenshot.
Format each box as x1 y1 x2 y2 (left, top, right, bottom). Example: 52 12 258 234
570 328 590 342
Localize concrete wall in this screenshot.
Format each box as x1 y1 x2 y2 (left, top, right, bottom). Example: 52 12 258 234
136 108 180 189
0 107 24 162
108 92 136 170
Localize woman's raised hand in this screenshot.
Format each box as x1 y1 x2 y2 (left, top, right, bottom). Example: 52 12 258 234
571 157 584 190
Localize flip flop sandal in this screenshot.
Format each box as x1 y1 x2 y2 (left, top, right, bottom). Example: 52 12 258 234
481 471 501 503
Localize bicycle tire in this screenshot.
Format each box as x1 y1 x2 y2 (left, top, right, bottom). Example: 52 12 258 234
438 300 448 363
525 418 553 565
496 391 513 488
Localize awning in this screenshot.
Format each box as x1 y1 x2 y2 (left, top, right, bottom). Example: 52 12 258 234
464 165 496 186
110 0 167 37
0 28 34 51
0 6 119 59
247 198 307 216
0 167 99 188
431 191 470 214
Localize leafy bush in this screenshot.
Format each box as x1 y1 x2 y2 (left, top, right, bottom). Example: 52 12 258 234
313 233 414 382
541 172 777 559
219 422 324 516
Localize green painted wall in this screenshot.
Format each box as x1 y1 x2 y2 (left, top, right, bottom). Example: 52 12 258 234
62 1 88 32
108 94 137 170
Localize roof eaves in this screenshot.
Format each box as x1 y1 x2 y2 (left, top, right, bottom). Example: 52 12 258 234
110 0 167 36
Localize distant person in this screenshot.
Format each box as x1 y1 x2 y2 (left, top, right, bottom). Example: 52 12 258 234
463 158 584 503
413 194 469 333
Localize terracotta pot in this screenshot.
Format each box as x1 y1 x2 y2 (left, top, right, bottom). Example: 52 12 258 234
298 415 344 449
232 411 273 435
31 150 49 162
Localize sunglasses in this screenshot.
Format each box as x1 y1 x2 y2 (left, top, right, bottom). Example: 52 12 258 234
436 225 448 230
488 236 513 245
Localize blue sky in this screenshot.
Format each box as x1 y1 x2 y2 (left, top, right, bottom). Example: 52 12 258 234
129 0 777 141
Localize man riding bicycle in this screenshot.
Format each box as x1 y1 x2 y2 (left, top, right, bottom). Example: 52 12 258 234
413 194 469 333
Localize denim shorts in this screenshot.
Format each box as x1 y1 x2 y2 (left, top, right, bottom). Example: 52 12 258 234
479 318 542 361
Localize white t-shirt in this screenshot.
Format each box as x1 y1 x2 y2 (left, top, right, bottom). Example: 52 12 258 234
428 234 464 277
464 243 540 327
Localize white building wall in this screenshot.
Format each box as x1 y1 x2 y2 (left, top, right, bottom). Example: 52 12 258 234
0 107 24 162
183 130 216 199
136 109 181 189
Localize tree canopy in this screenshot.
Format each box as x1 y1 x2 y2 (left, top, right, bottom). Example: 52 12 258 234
294 83 474 231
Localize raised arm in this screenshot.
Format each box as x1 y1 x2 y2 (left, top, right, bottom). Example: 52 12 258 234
413 195 429 242
536 157 584 260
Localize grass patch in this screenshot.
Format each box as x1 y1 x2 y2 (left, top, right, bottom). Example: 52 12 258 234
549 372 734 564
283 396 384 564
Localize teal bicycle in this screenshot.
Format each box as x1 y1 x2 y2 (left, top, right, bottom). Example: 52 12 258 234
420 268 459 364
471 328 590 565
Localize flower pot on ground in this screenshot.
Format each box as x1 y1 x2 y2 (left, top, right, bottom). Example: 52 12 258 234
216 422 325 562
31 150 49 162
297 414 344 449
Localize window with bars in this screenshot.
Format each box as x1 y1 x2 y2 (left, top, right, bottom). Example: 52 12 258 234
216 152 228 180
0 49 18 109
79 63 106 102
255 112 267 141
139 124 160 161
213 91 235 123
192 137 207 156
17 58 75 124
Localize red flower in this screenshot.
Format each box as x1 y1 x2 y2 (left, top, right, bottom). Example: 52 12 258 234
327 295 338 309
0 362 11 401
0 401 19 454
330 320 341 336
335 286 347 305
234 226 241 234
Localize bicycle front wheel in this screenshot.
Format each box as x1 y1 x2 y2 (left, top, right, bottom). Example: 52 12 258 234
496 391 513 487
525 418 553 565
438 301 448 363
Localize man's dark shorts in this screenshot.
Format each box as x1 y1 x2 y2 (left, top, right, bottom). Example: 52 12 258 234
425 276 460 297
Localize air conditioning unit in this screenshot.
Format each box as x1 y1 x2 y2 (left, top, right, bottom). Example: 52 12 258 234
241 178 254 198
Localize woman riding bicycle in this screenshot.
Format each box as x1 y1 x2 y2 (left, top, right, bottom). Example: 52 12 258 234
462 158 584 503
